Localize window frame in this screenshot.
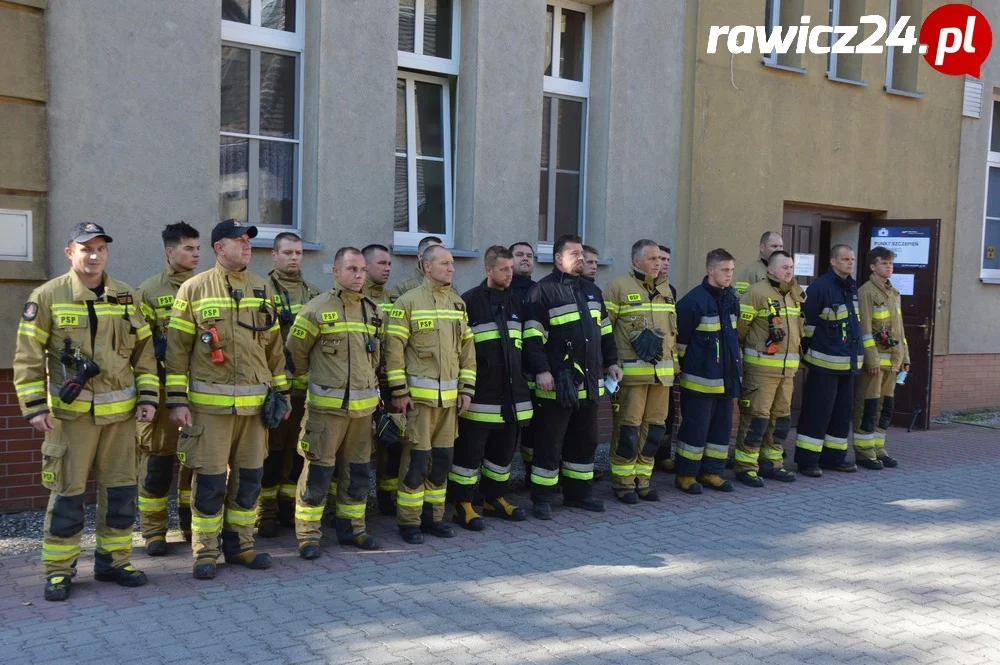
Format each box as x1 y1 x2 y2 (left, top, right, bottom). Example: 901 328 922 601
763 0 781 66
539 0 592 252
397 0 462 77
884 0 923 98
394 70 455 249
220 0 305 238
981 99 1000 281
826 0 866 85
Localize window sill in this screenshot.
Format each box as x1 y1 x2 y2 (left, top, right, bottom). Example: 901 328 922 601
391 245 481 259
761 60 808 75
884 86 924 99
980 277 1000 285
826 74 867 87
250 237 323 251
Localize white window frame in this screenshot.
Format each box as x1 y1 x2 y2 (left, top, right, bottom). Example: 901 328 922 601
394 71 455 248
397 0 462 76
884 0 923 97
763 0 781 66
220 0 305 239
982 99 1000 281
539 0 592 253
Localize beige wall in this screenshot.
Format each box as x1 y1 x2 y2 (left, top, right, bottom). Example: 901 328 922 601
679 0 963 356
0 0 48 367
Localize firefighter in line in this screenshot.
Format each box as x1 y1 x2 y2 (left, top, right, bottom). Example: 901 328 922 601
582 245 600 283
449 246 533 530
257 232 320 537
794 244 864 477
603 239 678 503
653 244 681 473
673 248 742 494
388 235 445 302
285 247 384 557
733 250 803 487
509 241 537 303
735 231 784 297
166 219 290 579
362 243 399 516
522 234 622 519
852 246 908 470
136 221 201 554
14 223 159 601
385 245 476 544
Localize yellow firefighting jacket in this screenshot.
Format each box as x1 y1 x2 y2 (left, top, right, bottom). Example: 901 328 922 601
14 270 159 424
858 277 910 371
734 259 769 297
363 278 393 318
138 266 195 381
385 278 476 407
603 270 678 386
165 262 288 415
737 277 806 377
268 268 320 392
388 265 457 303
286 287 382 417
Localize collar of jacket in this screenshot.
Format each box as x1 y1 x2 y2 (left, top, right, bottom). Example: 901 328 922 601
631 268 658 289
511 274 535 288
410 264 425 282
479 279 511 303
552 266 580 285
68 269 109 302
421 276 453 295
766 276 794 295
334 287 364 306
364 278 387 300
868 274 895 295
827 267 856 290
759 257 769 268
270 268 305 287
700 275 733 299
214 261 251 285
167 264 194 288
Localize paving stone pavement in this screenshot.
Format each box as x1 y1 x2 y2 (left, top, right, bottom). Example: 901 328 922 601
1 423 999 665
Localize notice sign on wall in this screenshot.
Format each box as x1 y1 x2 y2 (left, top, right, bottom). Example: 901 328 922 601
871 227 931 268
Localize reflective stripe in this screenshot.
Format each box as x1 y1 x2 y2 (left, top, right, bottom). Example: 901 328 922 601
879 353 893 368
515 401 534 421
611 463 635 477
328 481 338 497
189 381 268 408
819 307 849 321
803 349 853 372
336 502 366 519
259 487 279 501
307 384 380 411
481 460 511 483
166 374 188 388
448 464 480 485
424 488 446 504
319 321 379 335
803 325 815 338
678 374 725 394
695 316 721 331
853 432 876 449
386 324 410 339
135 374 159 389
169 317 197 335
460 403 504 423
634 462 654 477
378 478 397 491
823 435 849 451
872 306 890 320
743 349 800 369
795 434 824 453
411 308 465 320
408 377 459 402
96 534 133 553
762 448 784 461
295 503 325 522
734 449 759 463
676 343 687 357
41 542 81 561
397 490 424 507
137 495 168 512
561 461 593 481
14 380 45 398
621 359 675 378
704 443 730 460
675 441 704 461
862 335 876 349
292 315 320 337
178 490 191 507
530 467 559 486
17 321 49 344
279 484 297 499
225 508 257 527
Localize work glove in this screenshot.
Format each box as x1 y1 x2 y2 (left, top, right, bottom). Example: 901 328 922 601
554 367 580 410
58 358 101 404
374 410 407 447
261 388 290 429
629 328 665 364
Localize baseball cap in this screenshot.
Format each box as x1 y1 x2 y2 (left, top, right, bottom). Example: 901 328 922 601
211 218 258 245
68 222 113 245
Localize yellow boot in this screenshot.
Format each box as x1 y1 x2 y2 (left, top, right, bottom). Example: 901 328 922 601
698 473 734 492
451 502 485 531
675 475 703 495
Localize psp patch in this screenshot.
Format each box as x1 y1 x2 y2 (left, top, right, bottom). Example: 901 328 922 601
627 293 642 303
22 302 38 321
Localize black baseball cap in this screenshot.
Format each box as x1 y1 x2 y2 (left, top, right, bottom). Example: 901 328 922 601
211 218 258 245
68 222 113 245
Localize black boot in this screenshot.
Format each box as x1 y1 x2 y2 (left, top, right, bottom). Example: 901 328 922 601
856 458 884 471
43 574 71 601
563 497 606 512
399 526 423 544
877 455 898 468
95 563 148 587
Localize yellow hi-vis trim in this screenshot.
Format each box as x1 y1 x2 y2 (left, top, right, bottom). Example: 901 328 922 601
96 534 134 553
137 496 168 512
295 503 325 522
41 542 82 562
336 502 366 519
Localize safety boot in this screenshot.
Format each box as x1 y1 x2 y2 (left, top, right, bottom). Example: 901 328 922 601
43 575 71 602
675 475 703 495
698 474 734 492
298 541 322 560
615 490 639 505
797 464 822 478
338 533 381 550
736 471 764 488
819 461 857 473
659 458 675 473
145 535 168 556
762 467 796 482
399 526 424 544
877 455 899 468
532 502 553 520
856 458 884 471
482 496 526 521
420 521 456 538
193 557 217 580
452 502 486 531
592 468 606 481
224 550 273 569
637 487 660 502
563 497 606 512
376 490 397 516
95 563 148 587
256 519 280 539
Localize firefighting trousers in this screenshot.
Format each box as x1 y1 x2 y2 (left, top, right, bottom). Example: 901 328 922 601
529 398 599 503
178 413 266 561
611 383 670 491
137 394 192 539
397 404 457 527
653 386 681 462
258 393 305 526
674 393 733 478
794 369 854 469
853 369 897 460
294 410 372 543
375 438 402 503
40 416 138 577
734 372 794 474
448 419 519 503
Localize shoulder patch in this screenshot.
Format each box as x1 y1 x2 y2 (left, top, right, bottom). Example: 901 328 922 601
22 302 38 321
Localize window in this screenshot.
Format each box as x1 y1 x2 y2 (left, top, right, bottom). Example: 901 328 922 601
885 0 922 96
764 0 806 70
827 0 865 83
395 0 460 247
982 101 1000 279
539 0 591 248
220 0 304 234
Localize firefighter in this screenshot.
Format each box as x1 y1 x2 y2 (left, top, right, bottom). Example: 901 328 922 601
733 250 803 487
388 235 444 302
853 246 909 470
165 219 290 579
603 239 677 503
362 243 398 516
509 241 537 303
654 245 680 473
450 246 533 530
285 247 383 557
582 245 600 283
522 234 622 519
795 244 864 477
385 245 476 544
674 249 742 494
136 221 200 554
734 231 784 296
14 223 159 601
257 232 321 537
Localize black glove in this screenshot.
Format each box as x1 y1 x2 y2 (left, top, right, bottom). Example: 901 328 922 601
374 410 407 447
629 328 665 364
554 367 580 410
261 388 290 429
59 358 100 404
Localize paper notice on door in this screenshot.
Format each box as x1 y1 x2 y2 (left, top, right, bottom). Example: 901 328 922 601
793 253 815 277
891 273 914 296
